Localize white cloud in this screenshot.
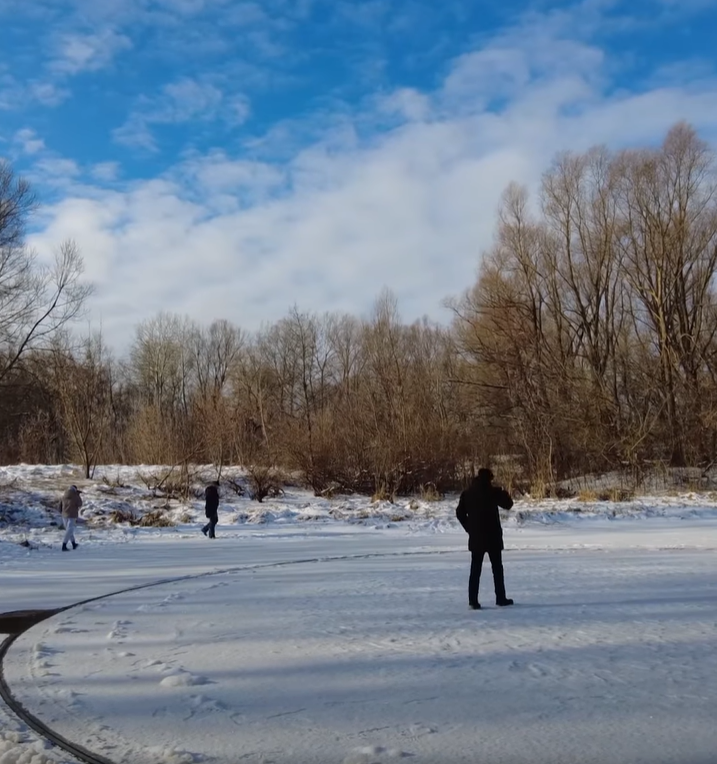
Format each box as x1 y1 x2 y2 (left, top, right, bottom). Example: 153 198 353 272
159 79 224 121
28 157 82 189
13 128 45 154
51 29 132 75
91 161 121 182
378 88 431 122
112 116 158 151
440 23 605 115
442 48 531 107
30 81 71 106
227 95 252 126
0 76 70 110
179 152 284 195
113 78 252 151
24 4 717 353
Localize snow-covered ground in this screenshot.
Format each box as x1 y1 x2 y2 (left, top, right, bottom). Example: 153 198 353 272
1 464 717 764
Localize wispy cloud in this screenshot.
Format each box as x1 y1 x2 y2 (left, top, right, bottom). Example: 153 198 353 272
90 162 121 182
30 81 71 106
13 128 45 154
113 78 251 151
0 74 70 111
377 88 431 122
50 29 132 75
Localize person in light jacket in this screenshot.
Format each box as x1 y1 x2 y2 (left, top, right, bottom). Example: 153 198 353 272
61 485 83 551
456 468 514 609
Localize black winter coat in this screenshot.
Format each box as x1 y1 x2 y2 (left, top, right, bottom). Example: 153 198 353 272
205 485 219 518
456 482 513 552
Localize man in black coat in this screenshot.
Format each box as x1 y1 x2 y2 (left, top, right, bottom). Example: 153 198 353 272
201 482 220 538
456 468 514 609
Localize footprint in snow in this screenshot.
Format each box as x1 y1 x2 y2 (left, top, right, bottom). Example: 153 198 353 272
145 745 202 763
145 659 171 670
189 694 225 711
32 643 58 657
163 593 185 603
180 694 227 720
56 688 83 707
160 670 211 688
406 722 436 736
343 746 410 764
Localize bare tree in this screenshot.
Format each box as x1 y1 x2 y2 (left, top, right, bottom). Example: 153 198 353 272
0 159 36 250
616 124 717 464
126 312 199 463
53 332 114 479
0 239 91 384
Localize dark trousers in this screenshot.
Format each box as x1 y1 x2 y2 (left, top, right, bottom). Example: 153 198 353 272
202 515 218 538
469 548 506 605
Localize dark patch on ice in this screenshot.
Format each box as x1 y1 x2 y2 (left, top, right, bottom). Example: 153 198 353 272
0 608 61 635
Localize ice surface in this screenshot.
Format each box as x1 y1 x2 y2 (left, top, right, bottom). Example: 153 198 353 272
1 464 717 763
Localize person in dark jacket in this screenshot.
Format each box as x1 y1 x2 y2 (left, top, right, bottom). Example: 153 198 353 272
456 468 514 609
201 482 220 538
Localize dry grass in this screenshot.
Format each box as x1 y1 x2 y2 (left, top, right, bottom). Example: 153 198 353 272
102 472 129 489
371 483 395 503
419 483 443 502
108 507 175 526
109 508 135 524
597 487 635 502
137 510 175 527
528 479 548 500
578 489 598 502
135 466 200 501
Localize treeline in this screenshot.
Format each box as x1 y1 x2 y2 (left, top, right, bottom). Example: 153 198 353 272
2 123 717 496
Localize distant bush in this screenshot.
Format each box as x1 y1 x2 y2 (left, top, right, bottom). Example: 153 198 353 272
371 483 395 504
109 508 135 524
598 487 634 502
246 465 284 503
102 472 129 489
225 477 246 496
108 507 175 526
419 483 443 502
578 489 598 502
135 465 200 502
137 510 175 527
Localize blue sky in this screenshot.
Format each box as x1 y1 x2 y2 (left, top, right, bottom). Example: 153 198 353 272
1 0 717 350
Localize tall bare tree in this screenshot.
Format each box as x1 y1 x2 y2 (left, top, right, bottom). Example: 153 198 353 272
53 332 114 479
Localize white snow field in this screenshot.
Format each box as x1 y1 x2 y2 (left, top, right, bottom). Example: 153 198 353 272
1 465 717 764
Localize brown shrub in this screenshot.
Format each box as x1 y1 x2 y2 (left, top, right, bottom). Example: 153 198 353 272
371 483 395 503
137 510 175 527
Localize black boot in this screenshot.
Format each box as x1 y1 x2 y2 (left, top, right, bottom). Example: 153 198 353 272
62 544 68 551
496 598 514 606
72 541 78 550
201 525 208 536
469 602 481 610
